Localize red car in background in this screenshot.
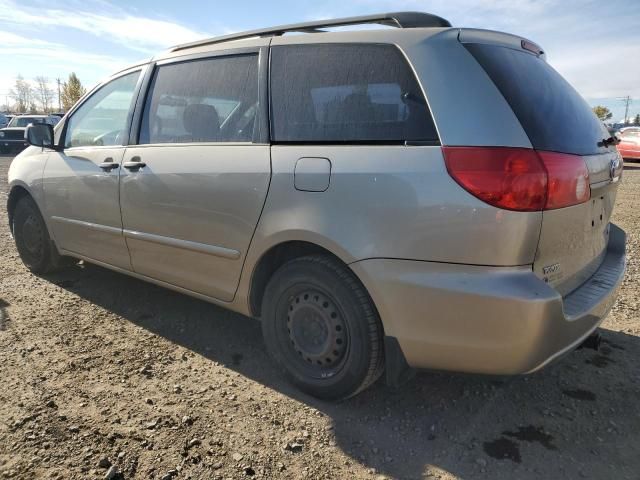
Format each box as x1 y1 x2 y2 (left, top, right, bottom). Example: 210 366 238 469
617 127 640 161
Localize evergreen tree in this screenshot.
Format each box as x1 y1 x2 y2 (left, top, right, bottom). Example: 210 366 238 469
61 73 86 111
592 105 612 121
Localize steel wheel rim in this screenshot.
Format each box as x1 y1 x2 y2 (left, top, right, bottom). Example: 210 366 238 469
276 285 350 380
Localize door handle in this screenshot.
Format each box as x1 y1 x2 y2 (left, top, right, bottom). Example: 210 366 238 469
123 156 146 172
99 158 119 171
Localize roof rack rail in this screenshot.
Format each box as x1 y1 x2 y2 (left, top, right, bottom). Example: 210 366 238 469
170 11 452 52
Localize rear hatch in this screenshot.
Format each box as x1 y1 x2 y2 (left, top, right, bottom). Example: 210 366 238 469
464 40 622 296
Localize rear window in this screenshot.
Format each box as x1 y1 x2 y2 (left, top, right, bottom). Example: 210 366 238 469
270 44 439 144
465 43 609 156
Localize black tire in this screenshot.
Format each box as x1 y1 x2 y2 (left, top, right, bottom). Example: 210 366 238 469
12 196 71 274
261 254 384 400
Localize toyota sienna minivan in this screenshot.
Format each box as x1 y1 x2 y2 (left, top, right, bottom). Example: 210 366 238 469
8 12 626 400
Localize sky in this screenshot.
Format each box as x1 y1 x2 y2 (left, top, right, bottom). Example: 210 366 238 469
0 0 638 121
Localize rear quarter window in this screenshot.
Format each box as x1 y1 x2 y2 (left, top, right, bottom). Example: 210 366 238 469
465 43 609 156
270 44 439 144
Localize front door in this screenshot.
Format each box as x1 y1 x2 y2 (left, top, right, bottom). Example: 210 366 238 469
120 51 270 302
43 69 143 270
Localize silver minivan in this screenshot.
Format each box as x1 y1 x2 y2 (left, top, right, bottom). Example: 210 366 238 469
8 12 626 399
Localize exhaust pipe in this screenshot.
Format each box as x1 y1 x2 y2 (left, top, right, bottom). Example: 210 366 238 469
578 331 602 351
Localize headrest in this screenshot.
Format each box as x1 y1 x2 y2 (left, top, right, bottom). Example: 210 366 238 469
183 103 220 141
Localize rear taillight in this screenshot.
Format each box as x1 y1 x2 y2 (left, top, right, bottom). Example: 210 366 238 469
537 151 590 209
442 147 590 212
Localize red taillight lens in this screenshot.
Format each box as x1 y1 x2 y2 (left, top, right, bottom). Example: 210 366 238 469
442 147 590 211
538 151 590 209
443 147 547 211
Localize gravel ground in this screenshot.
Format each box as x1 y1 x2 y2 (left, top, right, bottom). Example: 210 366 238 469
0 153 638 480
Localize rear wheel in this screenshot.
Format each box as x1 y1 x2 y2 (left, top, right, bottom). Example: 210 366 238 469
12 196 73 274
261 254 384 400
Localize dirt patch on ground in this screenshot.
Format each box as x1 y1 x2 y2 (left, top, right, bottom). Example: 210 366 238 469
1 153 639 479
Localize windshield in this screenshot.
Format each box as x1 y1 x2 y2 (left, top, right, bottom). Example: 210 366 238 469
621 130 640 139
8 117 44 128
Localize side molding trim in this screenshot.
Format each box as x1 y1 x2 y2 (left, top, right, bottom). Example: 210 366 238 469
51 216 241 260
51 216 122 236
123 229 241 260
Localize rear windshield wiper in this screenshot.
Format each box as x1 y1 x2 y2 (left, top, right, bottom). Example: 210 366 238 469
598 136 620 148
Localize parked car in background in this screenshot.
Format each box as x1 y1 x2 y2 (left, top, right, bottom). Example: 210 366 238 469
7 12 626 400
619 126 640 135
0 114 59 154
617 128 640 161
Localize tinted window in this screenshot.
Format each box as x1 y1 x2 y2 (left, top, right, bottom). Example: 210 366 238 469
465 44 609 156
65 72 140 148
140 55 259 144
270 44 438 143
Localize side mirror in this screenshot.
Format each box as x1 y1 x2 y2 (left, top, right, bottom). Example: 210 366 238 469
25 123 55 149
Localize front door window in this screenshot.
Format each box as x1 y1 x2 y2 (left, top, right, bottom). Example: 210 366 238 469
64 72 140 148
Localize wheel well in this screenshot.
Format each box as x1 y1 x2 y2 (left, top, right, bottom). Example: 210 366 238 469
249 241 344 317
6 186 31 234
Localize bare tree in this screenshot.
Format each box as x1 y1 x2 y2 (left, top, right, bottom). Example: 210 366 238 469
9 75 33 113
35 76 55 113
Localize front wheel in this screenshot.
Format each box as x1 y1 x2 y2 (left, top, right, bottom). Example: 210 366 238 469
12 196 73 274
261 255 384 400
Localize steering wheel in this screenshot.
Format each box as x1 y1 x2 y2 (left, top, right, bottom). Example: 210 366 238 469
92 129 123 146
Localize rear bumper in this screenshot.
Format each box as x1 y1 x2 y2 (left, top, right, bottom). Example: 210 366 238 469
351 224 626 375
